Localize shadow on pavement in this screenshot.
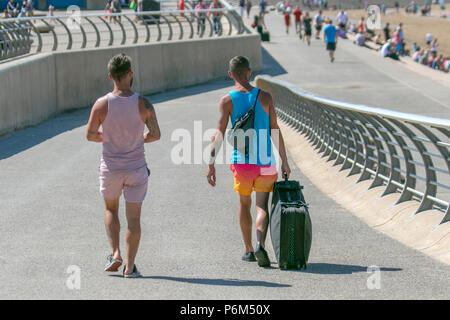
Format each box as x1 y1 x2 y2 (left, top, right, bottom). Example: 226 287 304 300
109 275 291 287
253 46 288 78
0 108 90 160
293 263 403 275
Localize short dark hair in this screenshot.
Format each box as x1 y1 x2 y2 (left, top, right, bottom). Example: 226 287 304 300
229 56 250 80
108 53 132 81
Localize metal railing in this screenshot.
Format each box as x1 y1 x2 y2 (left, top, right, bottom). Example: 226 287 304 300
0 7 245 61
256 75 450 224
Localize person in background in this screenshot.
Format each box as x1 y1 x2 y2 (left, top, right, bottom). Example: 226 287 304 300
86 53 160 278
430 38 438 53
112 0 122 23
48 4 54 22
413 48 422 62
426 32 433 45
246 0 252 18
383 22 390 42
314 10 323 39
239 0 245 17
259 0 267 14
293 6 302 36
303 11 312 45
357 16 365 34
195 0 207 35
129 0 137 12
25 0 33 17
209 0 223 36
323 18 337 62
381 3 387 14
393 26 402 55
419 49 428 64
104 0 112 22
381 39 399 60
284 7 291 34
398 22 405 50
18 4 26 18
258 10 266 30
443 57 450 72
7 0 19 17
432 54 443 70
336 9 347 31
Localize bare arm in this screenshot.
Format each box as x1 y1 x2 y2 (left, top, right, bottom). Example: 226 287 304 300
86 97 107 143
265 91 291 178
140 96 161 143
206 95 231 187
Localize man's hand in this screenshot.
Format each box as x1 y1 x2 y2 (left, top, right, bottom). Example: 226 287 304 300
281 161 291 179
206 164 216 187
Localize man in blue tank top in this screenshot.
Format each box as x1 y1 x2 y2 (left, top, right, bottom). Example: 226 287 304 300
206 56 291 267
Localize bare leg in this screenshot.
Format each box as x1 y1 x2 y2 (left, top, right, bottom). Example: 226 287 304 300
124 201 142 274
255 192 270 248
238 194 254 253
104 198 122 261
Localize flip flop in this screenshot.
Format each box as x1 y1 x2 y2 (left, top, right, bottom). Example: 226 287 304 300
104 255 123 272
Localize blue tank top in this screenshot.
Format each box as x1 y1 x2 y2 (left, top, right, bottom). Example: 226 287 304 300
229 88 275 165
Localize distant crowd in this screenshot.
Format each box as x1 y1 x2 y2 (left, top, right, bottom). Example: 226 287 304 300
3 0 34 19
412 35 450 72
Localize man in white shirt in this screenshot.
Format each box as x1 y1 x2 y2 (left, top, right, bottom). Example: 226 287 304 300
336 10 347 30
426 33 433 45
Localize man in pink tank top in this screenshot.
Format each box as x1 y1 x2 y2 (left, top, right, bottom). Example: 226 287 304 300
86 54 161 278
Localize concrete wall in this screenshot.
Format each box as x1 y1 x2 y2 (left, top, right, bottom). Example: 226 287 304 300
0 34 262 135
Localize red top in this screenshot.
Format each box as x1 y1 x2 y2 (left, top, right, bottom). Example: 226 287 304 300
293 9 302 22
284 13 290 25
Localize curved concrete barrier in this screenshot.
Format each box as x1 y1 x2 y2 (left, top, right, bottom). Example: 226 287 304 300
0 33 262 136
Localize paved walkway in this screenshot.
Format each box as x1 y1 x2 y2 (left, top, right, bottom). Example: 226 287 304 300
1 8 450 300
249 8 450 118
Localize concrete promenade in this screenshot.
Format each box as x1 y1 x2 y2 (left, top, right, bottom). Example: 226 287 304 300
1 8 450 300
252 8 450 118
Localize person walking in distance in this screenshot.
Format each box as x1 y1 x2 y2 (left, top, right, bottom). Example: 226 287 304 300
323 18 337 62
284 8 291 34
303 11 312 45
239 0 245 16
206 56 291 267
293 5 302 36
86 54 161 278
314 10 323 39
209 0 223 36
194 0 207 35
246 0 252 18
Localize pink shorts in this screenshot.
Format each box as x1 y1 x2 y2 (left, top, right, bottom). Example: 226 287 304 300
99 166 149 203
230 164 278 196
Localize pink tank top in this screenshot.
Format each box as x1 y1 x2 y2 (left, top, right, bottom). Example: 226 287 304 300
101 92 146 171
